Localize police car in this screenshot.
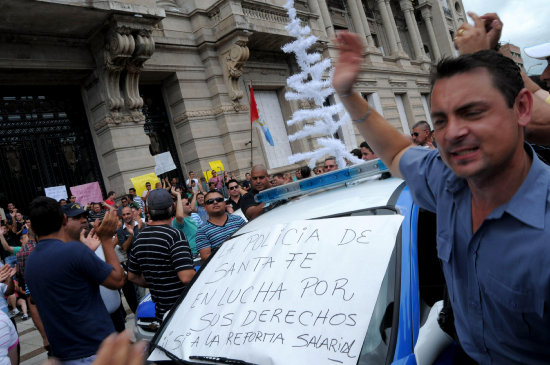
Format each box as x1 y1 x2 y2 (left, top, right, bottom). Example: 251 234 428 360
144 160 455 365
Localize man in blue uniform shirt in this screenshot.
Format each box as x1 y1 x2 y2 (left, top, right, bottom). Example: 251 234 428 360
26 198 125 363
333 32 549 363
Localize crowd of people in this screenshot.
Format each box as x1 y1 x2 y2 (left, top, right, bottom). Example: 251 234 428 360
0 9 548 365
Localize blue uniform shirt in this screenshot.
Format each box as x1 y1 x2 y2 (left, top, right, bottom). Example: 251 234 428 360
400 145 550 364
26 239 114 360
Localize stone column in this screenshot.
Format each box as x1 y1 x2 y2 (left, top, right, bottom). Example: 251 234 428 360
346 0 366 39
317 0 335 38
400 0 425 60
376 0 399 56
421 7 441 60
308 0 328 39
384 0 406 56
83 18 158 192
354 0 376 47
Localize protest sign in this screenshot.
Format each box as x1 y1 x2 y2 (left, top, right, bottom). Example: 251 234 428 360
70 182 103 206
208 160 225 173
154 152 177 176
44 185 68 202
149 215 403 365
130 173 159 197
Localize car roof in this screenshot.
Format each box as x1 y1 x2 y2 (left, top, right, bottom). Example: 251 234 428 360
237 176 405 234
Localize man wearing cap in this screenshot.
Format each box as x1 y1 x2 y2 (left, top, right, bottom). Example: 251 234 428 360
63 203 126 332
127 189 195 321
25 198 125 363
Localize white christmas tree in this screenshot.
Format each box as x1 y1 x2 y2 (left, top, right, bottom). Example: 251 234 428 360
282 0 362 169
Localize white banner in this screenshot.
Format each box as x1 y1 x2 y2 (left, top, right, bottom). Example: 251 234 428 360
154 152 177 176
149 215 403 365
44 185 68 202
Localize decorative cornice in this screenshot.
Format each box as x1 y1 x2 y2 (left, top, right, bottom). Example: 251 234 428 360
173 104 250 124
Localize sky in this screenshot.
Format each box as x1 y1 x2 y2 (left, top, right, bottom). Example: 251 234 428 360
459 0 550 74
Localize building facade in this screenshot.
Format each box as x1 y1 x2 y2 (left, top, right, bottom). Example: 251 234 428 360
0 0 464 209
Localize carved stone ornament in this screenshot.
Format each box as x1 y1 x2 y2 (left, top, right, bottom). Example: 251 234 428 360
223 41 250 108
126 29 155 117
99 23 155 127
103 26 135 113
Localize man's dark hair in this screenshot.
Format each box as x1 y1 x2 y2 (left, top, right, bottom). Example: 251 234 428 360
129 187 136 193
359 141 373 153
412 120 431 130
226 179 239 187
324 156 336 162
350 148 362 159
273 173 284 179
59 199 67 204
149 206 174 221
126 194 133 202
107 191 115 198
300 166 311 178
29 197 64 237
92 202 102 208
431 50 524 108
204 189 223 201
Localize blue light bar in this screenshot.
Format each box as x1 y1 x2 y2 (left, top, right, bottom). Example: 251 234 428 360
255 159 388 203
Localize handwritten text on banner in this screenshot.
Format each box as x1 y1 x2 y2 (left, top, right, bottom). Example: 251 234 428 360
149 215 404 365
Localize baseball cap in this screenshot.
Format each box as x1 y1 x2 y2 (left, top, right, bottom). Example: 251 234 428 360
62 202 87 217
147 189 174 210
524 42 550 60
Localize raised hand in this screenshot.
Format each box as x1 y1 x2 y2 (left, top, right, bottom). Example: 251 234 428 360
454 12 502 55
95 210 119 241
333 32 364 96
80 229 101 252
0 265 15 282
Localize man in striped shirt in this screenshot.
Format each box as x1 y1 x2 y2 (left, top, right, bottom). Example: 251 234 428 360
196 190 246 261
127 189 195 321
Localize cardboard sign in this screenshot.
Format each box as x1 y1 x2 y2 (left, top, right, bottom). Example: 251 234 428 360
155 152 177 176
208 160 225 173
44 185 68 202
149 215 404 365
130 173 160 198
70 182 103 206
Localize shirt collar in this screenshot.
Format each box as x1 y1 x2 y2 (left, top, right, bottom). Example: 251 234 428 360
444 144 549 229
122 220 138 229
491 145 549 229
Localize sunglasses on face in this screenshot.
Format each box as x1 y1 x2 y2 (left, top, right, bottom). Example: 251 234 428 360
228 185 239 190
324 164 335 169
205 197 225 205
184 201 190 206
411 132 419 137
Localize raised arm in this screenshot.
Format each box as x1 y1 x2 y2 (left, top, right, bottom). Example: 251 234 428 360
95 211 125 289
0 227 15 254
333 32 411 177
173 187 184 225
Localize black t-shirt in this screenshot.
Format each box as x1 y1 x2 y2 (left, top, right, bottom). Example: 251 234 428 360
225 196 242 211
240 189 260 219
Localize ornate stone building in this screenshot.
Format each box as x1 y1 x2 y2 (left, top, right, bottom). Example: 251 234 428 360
0 0 465 208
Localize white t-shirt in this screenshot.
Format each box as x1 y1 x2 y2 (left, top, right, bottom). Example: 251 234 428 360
0 311 17 365
95 246 122 313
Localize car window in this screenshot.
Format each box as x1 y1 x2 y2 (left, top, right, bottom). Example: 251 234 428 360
358 242 398 364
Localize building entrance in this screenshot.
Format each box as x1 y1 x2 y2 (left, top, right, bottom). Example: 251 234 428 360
0 87 105 213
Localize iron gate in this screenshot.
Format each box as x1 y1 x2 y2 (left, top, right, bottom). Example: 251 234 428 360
0 87 105 213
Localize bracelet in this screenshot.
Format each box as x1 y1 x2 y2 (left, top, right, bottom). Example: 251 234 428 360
352 108 372 123
339 90 355 98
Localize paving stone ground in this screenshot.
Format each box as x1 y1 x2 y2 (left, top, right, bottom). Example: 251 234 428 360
19 297 136 365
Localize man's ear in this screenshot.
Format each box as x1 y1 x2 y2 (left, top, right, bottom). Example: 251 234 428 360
515 88 533 128
61 214 68 227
